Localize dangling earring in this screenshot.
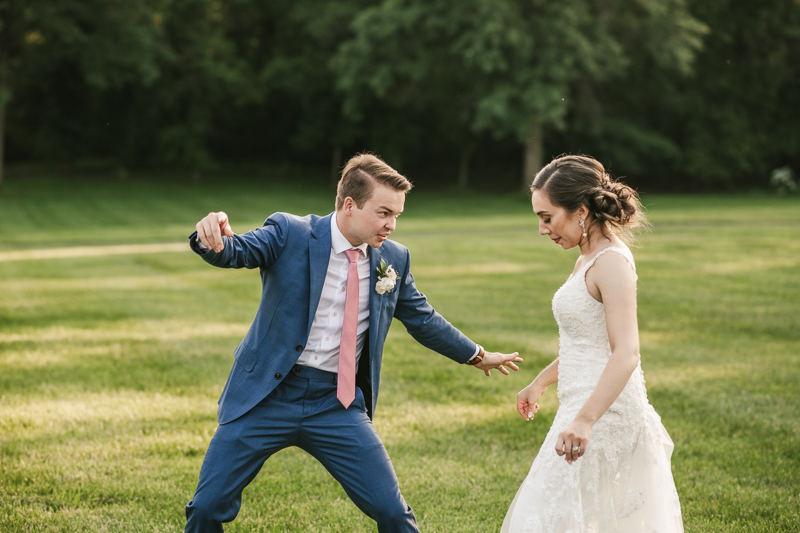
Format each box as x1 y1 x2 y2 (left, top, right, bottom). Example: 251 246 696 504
579 219 587 238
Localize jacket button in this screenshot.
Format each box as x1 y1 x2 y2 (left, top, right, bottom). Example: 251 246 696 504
295 345 303 352
274 373 282 379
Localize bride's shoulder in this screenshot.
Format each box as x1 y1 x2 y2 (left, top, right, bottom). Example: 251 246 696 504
583 245 637 302
587 245 637 280
601 243 635 261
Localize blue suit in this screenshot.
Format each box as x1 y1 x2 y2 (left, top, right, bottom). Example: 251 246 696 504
185 212 476 532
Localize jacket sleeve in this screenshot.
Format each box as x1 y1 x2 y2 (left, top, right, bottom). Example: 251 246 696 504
392 248 477 363
188 212 290 270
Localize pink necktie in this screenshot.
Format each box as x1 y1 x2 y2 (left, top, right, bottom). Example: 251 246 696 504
338 249 361 408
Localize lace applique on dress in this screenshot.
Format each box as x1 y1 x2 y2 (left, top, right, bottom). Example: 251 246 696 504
501 247 683 533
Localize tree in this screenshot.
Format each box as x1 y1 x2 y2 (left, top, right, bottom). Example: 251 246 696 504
250 0 373 184
334 0 706 190
97 0 369 176
678 0 800 185
0 0 169 186
333 1 487 189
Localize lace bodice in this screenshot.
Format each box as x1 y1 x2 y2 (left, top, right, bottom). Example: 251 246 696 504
552 246 647 414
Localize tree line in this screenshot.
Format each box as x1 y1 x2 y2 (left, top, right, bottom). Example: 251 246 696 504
1 0 798 191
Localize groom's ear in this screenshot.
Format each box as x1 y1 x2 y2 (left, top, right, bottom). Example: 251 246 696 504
343 197 360 215
342 197 353 215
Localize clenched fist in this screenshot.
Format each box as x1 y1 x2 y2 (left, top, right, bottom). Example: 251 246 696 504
196 212 235 253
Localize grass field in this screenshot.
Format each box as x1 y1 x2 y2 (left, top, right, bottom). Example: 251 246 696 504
1 174 798 532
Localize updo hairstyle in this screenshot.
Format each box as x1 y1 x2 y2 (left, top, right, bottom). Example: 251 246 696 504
531 155 647 243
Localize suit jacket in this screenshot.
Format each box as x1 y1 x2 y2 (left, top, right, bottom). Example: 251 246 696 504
189 212 476 424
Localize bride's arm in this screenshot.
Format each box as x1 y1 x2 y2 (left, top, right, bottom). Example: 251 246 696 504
556 252 640 464
516 358 559 420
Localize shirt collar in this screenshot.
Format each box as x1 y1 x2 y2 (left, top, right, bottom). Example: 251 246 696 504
331 212 369 257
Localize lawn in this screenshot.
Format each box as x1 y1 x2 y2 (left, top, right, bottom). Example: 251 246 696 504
1 173 798 532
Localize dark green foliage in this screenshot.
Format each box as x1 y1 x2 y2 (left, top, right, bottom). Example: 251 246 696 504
1 0 799 189
333 0 706 187
679 0 800 185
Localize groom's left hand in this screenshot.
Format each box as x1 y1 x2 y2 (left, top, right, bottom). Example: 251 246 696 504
474 351 523 377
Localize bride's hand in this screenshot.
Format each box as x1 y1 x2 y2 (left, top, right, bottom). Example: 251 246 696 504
556 418 593 464
516 383 545 421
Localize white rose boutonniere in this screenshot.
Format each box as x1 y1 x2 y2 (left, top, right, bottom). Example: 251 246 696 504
375 258 398 295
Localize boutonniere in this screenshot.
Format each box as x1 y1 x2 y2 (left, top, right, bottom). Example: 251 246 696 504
375 258 398 295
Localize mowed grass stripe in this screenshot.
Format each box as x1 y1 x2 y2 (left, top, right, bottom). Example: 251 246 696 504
0 243 188 262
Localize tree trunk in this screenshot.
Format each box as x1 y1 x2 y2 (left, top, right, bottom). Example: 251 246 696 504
0 98 5 189
457 148 470 191
330 144 342 187
523 112 543 191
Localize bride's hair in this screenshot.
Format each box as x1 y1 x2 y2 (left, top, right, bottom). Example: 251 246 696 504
530 155 648 243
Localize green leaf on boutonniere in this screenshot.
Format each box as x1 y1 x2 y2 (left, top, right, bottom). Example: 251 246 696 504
376 258 388 278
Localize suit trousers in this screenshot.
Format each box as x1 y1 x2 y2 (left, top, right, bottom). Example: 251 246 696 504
185 364 419 533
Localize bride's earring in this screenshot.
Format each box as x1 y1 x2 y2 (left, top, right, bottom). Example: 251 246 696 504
579 219 587 238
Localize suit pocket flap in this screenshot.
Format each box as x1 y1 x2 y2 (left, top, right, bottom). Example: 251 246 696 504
234 344 259 372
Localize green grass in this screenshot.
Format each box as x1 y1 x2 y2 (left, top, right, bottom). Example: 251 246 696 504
1 174 799 532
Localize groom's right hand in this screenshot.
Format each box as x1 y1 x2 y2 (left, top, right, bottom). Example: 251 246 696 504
473 350 523 377
196 211 235 253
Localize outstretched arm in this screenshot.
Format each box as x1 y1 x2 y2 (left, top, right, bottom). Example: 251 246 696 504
556 252 640 464
189 212 290 270
393 249 521 376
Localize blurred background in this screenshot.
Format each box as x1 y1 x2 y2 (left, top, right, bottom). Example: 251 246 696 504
1 0 799 193
2 3 800 531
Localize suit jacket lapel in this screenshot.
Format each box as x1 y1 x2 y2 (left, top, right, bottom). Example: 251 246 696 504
308 214 333 334
368 245 384 359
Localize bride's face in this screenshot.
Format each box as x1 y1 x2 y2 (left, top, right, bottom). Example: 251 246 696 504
532 189 584 250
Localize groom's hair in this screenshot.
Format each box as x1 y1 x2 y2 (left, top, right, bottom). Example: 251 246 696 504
336 153 413 210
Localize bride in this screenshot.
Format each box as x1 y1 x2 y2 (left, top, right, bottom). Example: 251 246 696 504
502 155 683 532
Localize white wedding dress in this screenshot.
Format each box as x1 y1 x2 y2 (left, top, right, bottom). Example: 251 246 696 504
502 247 683 533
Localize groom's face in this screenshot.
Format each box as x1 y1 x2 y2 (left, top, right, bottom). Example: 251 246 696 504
339 183 406 248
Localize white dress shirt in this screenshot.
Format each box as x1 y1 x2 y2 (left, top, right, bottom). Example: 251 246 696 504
295 212 371 372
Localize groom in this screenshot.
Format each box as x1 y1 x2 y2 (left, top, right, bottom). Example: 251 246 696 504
185 153 522 532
